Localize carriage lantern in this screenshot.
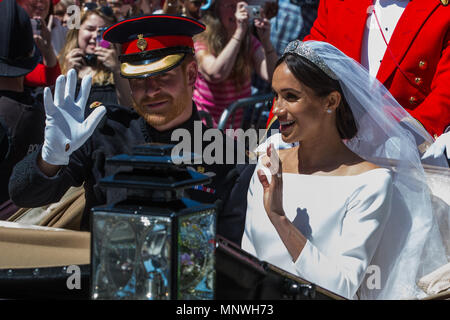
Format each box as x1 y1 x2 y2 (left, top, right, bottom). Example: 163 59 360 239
90 144 216 300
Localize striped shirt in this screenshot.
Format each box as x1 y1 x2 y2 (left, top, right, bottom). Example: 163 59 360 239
193 36 262 128
270 0 304 56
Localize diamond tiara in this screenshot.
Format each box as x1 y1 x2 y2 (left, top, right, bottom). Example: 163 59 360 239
282 40 339 80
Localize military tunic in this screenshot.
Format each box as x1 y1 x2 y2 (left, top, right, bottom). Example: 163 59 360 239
9 103 245 243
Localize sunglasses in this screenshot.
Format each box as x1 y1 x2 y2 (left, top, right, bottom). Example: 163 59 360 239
190 0 204 6
83 3 115 17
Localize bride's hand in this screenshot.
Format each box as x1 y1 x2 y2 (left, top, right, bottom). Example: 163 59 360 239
257 143 285 219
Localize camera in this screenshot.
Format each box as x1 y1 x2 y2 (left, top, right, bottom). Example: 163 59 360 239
246 5 262 21
289 0 319 5
30 18 41 36
84 54 97 66
246 0 278 19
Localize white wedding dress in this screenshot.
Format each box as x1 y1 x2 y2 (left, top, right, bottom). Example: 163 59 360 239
241 156 394 300
239 40 449 299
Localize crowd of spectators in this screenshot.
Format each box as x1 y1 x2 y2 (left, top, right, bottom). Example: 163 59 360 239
11 0 318 126
1 0 449 300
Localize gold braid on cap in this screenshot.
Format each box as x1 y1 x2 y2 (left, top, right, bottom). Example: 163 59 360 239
283 40 339 80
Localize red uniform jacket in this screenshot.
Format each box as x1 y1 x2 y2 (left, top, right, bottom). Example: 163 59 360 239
24 62 61 88
268 0 450 137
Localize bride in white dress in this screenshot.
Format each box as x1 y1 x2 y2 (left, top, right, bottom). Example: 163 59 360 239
241 40 448 300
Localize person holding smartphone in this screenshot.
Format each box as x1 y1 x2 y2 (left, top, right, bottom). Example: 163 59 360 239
193 0 278 128
58 7 133 114
17 0 68 55
16 0 64 88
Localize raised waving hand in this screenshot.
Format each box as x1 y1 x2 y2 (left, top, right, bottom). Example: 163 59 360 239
41 69 106 165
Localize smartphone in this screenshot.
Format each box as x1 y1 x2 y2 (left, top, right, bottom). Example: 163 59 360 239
246 5 262 21
246 0 278 19
289 0 319 5
30 18 41 36
96 27 111 49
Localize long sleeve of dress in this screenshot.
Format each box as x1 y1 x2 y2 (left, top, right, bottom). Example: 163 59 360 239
293 174 393 299
242 161 394 299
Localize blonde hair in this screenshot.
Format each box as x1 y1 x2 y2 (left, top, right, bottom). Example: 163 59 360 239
195 0 252 89
58 9 117 86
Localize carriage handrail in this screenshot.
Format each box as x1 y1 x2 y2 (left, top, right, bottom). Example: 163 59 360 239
217 93 274 130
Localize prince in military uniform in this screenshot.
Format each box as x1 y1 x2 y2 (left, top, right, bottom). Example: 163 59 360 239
9 15 246 244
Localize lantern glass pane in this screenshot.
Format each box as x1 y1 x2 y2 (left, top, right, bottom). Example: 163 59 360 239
106 221 136 296
92 212 172 300
178 210 216 299
140 221 171 299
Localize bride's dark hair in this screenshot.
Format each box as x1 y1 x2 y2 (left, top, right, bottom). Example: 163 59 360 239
276 54 358 140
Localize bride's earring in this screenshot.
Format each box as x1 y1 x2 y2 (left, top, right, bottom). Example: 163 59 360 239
327 108 332 114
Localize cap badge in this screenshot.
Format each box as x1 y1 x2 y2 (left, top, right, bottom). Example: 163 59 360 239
137 34 148 51
89 101 104 109
196 166 205 173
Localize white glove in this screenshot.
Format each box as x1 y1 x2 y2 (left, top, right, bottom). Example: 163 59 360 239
41 69 106 165
421 131 450 168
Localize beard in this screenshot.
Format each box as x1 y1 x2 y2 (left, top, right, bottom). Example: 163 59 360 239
132 84 191 129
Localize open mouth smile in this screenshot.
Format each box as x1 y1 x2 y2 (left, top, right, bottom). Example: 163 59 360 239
279 120 295 131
